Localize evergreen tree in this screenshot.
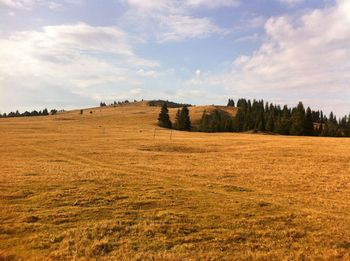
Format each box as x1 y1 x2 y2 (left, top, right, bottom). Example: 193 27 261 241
320 111 324 123
157 103 172 129
227 99 235 107
233 108 245 131
175 109 181 130
274 115 282 134
318 122 323 136
200 111 210 132
304 107 314 136
347 113 350 137
280 105 292 135
265 111 275 132
175 106 191 131
290 102 306 135
200 110 233 132
181 106 191 131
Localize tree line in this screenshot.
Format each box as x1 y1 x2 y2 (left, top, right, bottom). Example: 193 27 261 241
0 108 58 118
150 100 192 108
230 98 350 137
100 100 139 107
158 98 350 137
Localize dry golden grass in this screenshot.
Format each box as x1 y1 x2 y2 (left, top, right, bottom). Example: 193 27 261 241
0 102 350 260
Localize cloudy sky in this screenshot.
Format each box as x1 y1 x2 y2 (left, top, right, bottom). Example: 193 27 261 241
0 0 349 115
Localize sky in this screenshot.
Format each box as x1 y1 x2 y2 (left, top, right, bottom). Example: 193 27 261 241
0 0 349 115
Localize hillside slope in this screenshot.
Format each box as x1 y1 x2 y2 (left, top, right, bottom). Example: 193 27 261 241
168 105 238 129
0 102 350 260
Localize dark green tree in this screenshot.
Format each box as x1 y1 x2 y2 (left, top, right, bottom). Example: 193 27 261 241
200 110 233 132
181 106 191 131
175 106 191 131
290 102 306 135
274 106 289 135
265 111 275 132
158 103 172 129
304 107 314 136
200 111 210 132
227 99 235 107
347 113 350 137
175 109 181 130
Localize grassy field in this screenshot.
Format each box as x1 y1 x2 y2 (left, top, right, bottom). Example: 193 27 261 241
1 102 350 260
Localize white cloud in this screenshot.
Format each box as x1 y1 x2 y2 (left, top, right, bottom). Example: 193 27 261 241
137 68 158 77
157 14 226 42
187 0 350 114
0 23 159 110
0 0 77 9
124 0 239 10
279 0 304 5
185 0 240 8
0 0 32 8
121 0 233 42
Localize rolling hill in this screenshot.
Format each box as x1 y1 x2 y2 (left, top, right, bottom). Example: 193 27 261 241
0 101 350 260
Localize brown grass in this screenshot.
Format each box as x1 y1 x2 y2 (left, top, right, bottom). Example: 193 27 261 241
0 102 350 260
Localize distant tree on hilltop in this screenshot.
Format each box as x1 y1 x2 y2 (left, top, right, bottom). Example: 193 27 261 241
148 100 192 108
227 99 235 107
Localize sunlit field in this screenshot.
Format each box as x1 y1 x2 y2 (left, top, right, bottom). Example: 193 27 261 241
1 102 350 260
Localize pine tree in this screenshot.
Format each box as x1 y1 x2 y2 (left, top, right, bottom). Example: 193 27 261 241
320 111 324 123
347 113 350 137
175 109 181 130
175 106 191 131
200 111 210 132
275 106 290 135
158 103 172 129
265 111 275 132
227 99 235 107
274 115 282 134
304 107 314 136
318 122 323 136
42 108 49 116
180 106 191 131
290 102 306 135
324 112 338 137
233 108 244 132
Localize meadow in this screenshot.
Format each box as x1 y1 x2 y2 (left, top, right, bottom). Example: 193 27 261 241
1 102 350 260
